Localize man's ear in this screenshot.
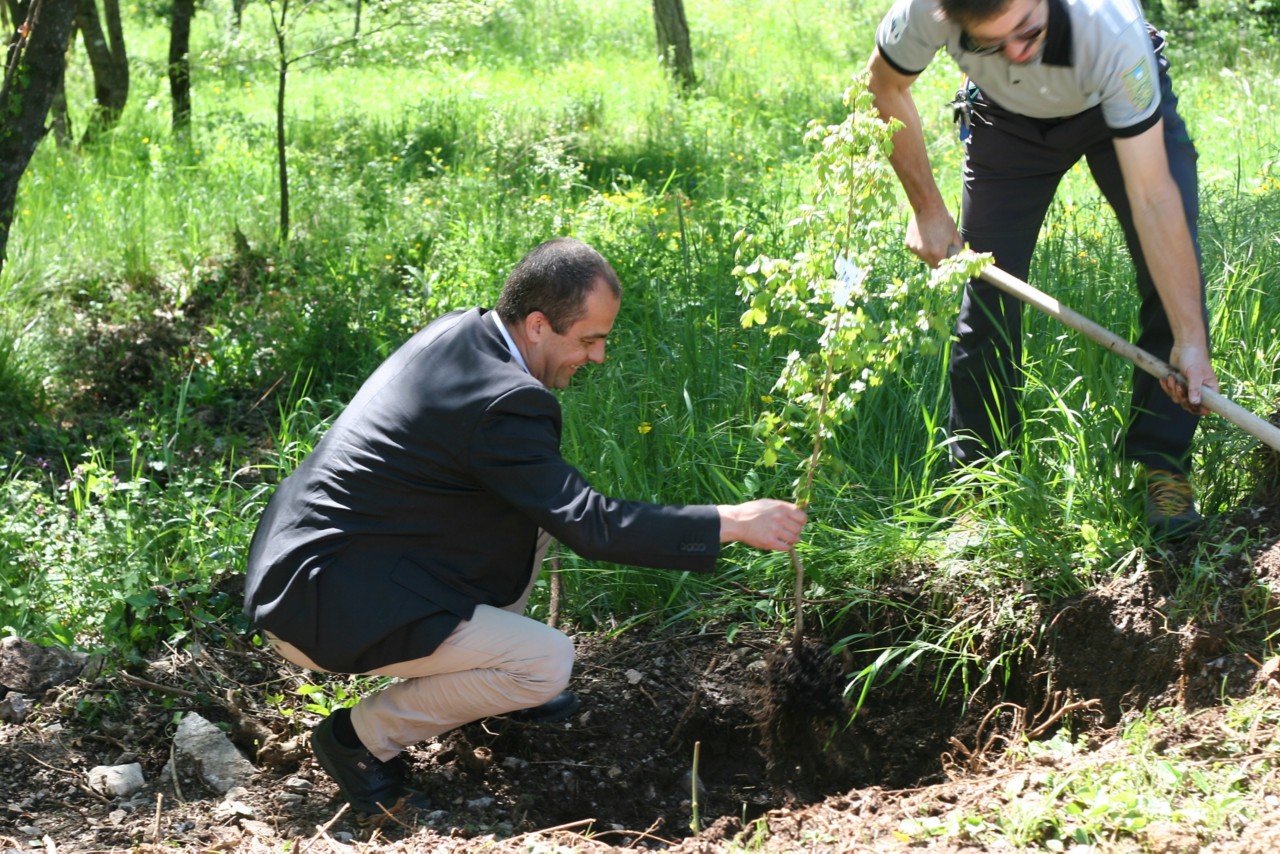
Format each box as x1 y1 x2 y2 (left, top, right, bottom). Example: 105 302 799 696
523 310 548 343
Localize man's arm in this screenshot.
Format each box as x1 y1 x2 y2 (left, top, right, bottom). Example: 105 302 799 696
718 500 807 551
1112 122 1219 412
867 47 963 267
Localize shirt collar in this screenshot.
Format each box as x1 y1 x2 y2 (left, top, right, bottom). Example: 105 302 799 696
1042 0 1072 67
489 309 530 374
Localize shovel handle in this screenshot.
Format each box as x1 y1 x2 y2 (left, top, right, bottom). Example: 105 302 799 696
977 264 1280 453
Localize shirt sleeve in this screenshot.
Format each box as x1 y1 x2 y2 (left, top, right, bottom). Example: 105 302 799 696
876 0 952 76
1098 20 1162 135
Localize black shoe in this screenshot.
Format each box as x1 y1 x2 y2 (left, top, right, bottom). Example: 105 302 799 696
311 714 406 814
507 690 580 723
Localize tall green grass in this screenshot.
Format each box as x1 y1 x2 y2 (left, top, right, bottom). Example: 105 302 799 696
0 0 1276 709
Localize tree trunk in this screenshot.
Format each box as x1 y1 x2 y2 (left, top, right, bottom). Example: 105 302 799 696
231 0 247 34
277 57 289 241
169 0 195 134
273 0 290 242
652 0 695 91
51 62 72 147
76 0 128 144
0 0 79 273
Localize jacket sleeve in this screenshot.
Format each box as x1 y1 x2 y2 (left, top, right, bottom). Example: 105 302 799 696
467 384 722 572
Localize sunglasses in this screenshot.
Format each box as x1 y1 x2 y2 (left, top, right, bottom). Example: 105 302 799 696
961 20 1047 56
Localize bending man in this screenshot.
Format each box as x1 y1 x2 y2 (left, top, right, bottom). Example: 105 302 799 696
867 0 1219 536
243 238 807 814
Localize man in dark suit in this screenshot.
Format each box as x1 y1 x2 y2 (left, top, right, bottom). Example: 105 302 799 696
244 237 807 814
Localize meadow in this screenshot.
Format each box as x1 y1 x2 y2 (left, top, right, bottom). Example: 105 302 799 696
1 0 1279 846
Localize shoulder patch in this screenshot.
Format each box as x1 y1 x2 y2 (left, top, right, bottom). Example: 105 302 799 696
1121 60 1155 113
884 8 909 45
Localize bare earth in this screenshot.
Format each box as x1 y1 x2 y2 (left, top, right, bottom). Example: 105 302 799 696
3 500 1279 853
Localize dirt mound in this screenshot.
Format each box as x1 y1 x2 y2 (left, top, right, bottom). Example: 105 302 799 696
2 522 1279 851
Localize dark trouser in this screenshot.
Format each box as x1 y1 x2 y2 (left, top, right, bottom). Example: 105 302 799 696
951 52 1205 476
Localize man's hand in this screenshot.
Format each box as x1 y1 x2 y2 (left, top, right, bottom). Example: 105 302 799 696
1113 127 1217 417
867 50 961 269
907 207 964 268
718 499 808 552
1163 341 1218 416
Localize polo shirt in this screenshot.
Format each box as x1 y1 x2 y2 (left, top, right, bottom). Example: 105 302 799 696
875 0 1161 135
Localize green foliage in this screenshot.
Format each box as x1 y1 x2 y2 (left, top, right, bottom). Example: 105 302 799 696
0 320 42 434
0 443 249 656
733 76 986 504
1151 0 1280 30
293 681 359 717
896 698 1277 848
0 14 1276 831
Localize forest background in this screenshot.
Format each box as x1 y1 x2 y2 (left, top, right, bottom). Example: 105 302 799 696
1 0 1279 845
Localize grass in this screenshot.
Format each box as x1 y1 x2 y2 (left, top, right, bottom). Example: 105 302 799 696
0 0 1269 614
1 2 1279 846
894 690 1280 847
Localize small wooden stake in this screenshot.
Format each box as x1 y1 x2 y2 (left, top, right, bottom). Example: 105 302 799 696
690 740 702 834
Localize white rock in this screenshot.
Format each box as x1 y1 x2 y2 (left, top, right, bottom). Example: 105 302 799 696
283 776 313 792
0 693 32 724
87 763 145 798
172 713 256 794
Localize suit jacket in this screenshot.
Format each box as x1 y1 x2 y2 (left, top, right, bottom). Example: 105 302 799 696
243 308 721 672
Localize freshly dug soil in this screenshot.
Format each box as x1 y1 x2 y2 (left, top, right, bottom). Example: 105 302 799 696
2 501 1279 852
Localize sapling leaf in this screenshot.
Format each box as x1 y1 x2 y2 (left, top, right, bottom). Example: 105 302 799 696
733 73 988 641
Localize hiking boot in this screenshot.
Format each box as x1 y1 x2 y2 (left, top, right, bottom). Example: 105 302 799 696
311 712 407 814
1144 468 1203 540
937 486 986 555
944 510 984 555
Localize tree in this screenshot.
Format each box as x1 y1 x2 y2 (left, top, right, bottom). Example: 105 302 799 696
267 0 294 241
735 76 983 653
169 0 195 134
231 0 249 34
75 0 128 144
10 0 74 146
734 78 989 741
264 0 498 243
50 62 72 147
0 0 79 273
652 0 695 91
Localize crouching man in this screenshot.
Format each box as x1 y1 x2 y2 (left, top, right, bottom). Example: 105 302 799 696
244 237 807 813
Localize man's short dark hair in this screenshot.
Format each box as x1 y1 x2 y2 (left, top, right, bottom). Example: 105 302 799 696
496 238 622 334
938 0 1015 27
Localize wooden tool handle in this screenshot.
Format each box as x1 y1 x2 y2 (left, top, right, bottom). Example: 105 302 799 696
977 264 1280 453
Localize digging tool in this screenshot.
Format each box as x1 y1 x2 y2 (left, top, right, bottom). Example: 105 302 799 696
974 263 1280 453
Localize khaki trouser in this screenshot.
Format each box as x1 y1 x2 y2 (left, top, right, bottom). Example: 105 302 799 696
269 531 572 761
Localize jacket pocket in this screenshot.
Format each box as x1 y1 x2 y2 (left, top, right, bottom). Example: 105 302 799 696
390 555 478 618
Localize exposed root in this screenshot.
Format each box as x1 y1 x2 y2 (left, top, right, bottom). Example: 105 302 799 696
941 690 1102 778
758 639 848 782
